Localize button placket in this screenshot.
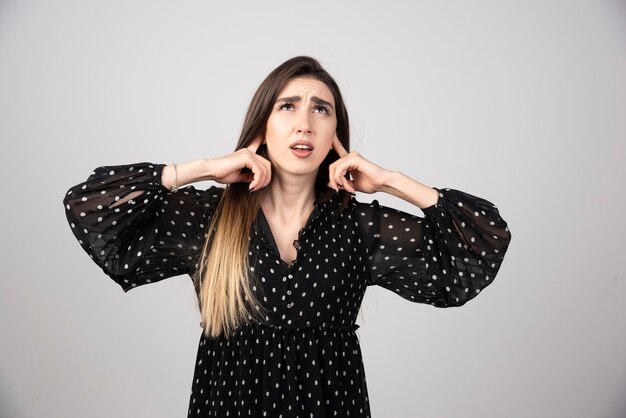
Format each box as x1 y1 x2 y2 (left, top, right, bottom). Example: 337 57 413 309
286 273 295 309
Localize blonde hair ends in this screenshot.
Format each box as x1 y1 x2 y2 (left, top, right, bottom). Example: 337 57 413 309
194 187 268 339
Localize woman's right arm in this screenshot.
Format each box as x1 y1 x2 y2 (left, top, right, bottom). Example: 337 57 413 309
63 137 271 292
160 136 272 193
62 162 224 292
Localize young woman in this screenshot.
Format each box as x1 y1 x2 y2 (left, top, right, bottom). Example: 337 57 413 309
63 56 512 417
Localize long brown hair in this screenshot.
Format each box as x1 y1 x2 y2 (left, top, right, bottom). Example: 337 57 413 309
194 56 352 338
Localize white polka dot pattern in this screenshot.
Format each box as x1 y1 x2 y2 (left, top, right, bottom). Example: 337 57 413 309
356 188 511 307
63 162 512 417
63 163 221 291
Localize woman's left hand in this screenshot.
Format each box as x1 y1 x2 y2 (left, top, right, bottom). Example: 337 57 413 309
328 134 393 194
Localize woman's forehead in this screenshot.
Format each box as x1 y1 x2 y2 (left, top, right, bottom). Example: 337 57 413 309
279 77 334 103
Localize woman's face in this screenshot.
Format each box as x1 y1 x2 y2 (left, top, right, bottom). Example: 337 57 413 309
264 76 337 178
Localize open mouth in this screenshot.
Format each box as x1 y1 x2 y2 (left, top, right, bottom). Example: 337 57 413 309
290 144 313 157
290 140 313 158
291 144 313 151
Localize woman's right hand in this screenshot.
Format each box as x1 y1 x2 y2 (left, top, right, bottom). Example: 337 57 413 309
206 135 272 192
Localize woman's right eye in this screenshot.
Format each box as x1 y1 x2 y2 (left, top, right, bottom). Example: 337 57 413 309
278 103 294 111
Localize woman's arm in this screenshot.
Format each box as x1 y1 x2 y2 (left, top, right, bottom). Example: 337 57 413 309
161 134 273 192
329 134 511 306
327 135 438 209
354 186 511 306
63 162 224 292
161 159 213 191
379 170 440 210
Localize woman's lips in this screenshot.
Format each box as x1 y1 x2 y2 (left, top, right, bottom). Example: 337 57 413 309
289 139 314 149
289 139 314 158
290 147 313 158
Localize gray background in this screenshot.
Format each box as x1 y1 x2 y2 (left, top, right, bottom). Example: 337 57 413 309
1 0 625 417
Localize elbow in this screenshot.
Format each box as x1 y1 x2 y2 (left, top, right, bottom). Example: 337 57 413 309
434 288 484 308
493 225 512 255
490 222 512 256
100 254 142 281
62 187 75 210
102 266 139 293
63 180 83 206
62 185 85 222
436 268 502 308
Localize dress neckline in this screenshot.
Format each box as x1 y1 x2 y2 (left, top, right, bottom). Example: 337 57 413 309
255 193 333 269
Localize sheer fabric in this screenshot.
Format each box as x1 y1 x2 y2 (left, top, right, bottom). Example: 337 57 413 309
63 161 512 417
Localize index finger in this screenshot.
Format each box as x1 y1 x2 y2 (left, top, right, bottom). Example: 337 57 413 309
332 134 348 158
247 135 263 153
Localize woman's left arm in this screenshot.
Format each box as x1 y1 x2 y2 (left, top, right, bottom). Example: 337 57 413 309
329 136 512 306
328 135 438 210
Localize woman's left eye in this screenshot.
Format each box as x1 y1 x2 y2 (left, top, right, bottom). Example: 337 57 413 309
314 106 329 114
278 103 329 114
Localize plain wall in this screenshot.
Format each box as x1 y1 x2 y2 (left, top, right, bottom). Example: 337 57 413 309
1 0 625 417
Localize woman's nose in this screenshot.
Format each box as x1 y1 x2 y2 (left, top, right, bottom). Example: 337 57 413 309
295 110 312 134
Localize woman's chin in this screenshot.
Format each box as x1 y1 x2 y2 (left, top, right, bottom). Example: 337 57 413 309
273 162 321 179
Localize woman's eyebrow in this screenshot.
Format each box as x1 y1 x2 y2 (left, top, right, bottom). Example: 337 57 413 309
276 95 334 110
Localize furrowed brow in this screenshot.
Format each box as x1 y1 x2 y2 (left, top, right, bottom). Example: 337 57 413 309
276 95 301 104
276 95 335 111
312 96 334 111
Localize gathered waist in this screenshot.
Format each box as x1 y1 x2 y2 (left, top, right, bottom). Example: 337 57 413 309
199 322 361 342
243 322 360 333
200 322 360 336
200 323 360 334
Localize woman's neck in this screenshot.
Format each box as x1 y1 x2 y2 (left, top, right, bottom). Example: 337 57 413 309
260 172 317 222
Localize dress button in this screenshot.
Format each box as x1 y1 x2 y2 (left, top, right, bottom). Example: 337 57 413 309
288 274 293 279
287 290 292 295
287 302 294 308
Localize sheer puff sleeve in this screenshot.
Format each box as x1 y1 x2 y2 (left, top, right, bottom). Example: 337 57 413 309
62 162 224 292
355 187 511 307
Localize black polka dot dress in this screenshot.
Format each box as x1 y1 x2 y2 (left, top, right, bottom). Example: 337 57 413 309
63 162 512 417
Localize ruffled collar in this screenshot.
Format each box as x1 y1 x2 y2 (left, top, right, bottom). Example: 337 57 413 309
253 192 338 267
